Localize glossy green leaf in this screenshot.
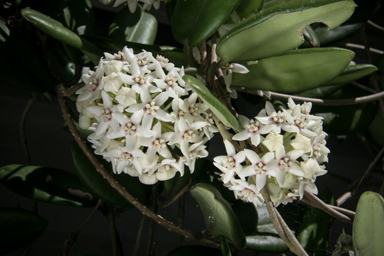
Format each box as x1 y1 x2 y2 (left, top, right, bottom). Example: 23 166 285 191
301 25 320 48
171 0 242 47
21 8 102 64
312 22 365 46
353 191 384 256
167 245 222 256
0 207 48 254
297 84 346 99
0 21 52 92
0 164 96 207
221 236 232 256
217 0 356 65
109 6 157 45
232 48 354 93
83 35 188 68
326 64 377 86
233 204 288 252
69 142 146 208
43 0 97 35
312 86 377 135
297 188 334 256
183 75 242 131
236 0 263 18
190 183 246 249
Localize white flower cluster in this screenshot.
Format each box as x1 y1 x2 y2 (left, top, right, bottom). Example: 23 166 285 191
213 98 330 207
76 47 217 184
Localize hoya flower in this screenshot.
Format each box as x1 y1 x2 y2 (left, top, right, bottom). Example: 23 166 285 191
266 145 304 187
233 115 273 147
230 179 264 206
257 101 296 134
104 146 146 175
221 62 249 98
239 150 275 192
262 131 283 152
213 140 245 183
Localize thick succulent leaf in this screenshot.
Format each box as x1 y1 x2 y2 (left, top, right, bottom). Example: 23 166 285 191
190 183 246 249
167 245 222 256
69 142 146 208
171 0 242 47
296 188 334 256
221 236 232 256
183 75 242 131
109 6 157 45
232 48 354 93
297 84 346 99
312 22 365 46
83 35 188 68
0 21 52 92
0 164 96 207
21 8 102 64
326 64 378 86
43 0 97 35
236 0 264 19
233 203 288 253
301 25 320 48
353 191 384 256
217 0 356 65
312 86 377 135
0 208 48 254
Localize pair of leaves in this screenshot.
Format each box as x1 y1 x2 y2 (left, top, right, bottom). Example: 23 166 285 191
217 0 356 65
0 164 96 207
0 208 48 254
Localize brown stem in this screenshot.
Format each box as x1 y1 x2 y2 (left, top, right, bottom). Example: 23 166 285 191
20 93 38 164
146 184 159 256
260 187 307 255
177 193 186 247
336 192 352 207
302 191 353 224
133 215 146 256
62 199 102 256
56 84 220 249
158 179 192 208
235 88 384 106
106 203 123 256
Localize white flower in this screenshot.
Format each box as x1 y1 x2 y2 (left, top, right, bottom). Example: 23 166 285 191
221 62 249 98
233 115 273 147
262 131 283 152
240 150 275 192
104 146 146 175
213 140 245 183
230 179 264 206
266 145 304 187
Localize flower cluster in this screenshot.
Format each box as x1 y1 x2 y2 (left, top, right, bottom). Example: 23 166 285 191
214 98 329 207
76 47 217 184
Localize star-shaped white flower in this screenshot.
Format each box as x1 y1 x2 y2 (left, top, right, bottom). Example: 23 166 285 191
103 146 146 174
233 115 273 147
213 140 245 183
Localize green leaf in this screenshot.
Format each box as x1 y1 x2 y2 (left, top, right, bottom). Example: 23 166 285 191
326 64 378 86
21 8 102 64
296 188 334 256
312 22 365 46
0 207 48 254
301 25 320 48
171 0 242 47
0 21 52 92
220 236 232 256
190 183 246 249
167 245 222 256
183 75 242 131
69 142 146 208
217 0 356 65
109 6 157 45
233 204 288 253
83 35 188 68
353 191 384 256
232 48 354 93
0 164 96 207
236 0 264 19
311 86 377 135
43 0 97 35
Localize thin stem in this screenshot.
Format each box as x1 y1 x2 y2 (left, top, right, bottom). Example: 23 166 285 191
62 199 102 256
336 192 352 207
177 193 186 247
212 114 242 153
20 93 38 164
56 84 220 249
235 88 384 106
133 215 146 256
367 20 384 32
208 35 218 90
345 43 384 55
158 179 192 208
302 191 353 224
146 185 159 256
328 205 356 219
106 204 123 256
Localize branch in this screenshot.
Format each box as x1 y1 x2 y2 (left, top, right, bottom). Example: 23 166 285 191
234 88 384 106
20 93 38 164
158 179 192 208
56 84 220 249
302 191 353 224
